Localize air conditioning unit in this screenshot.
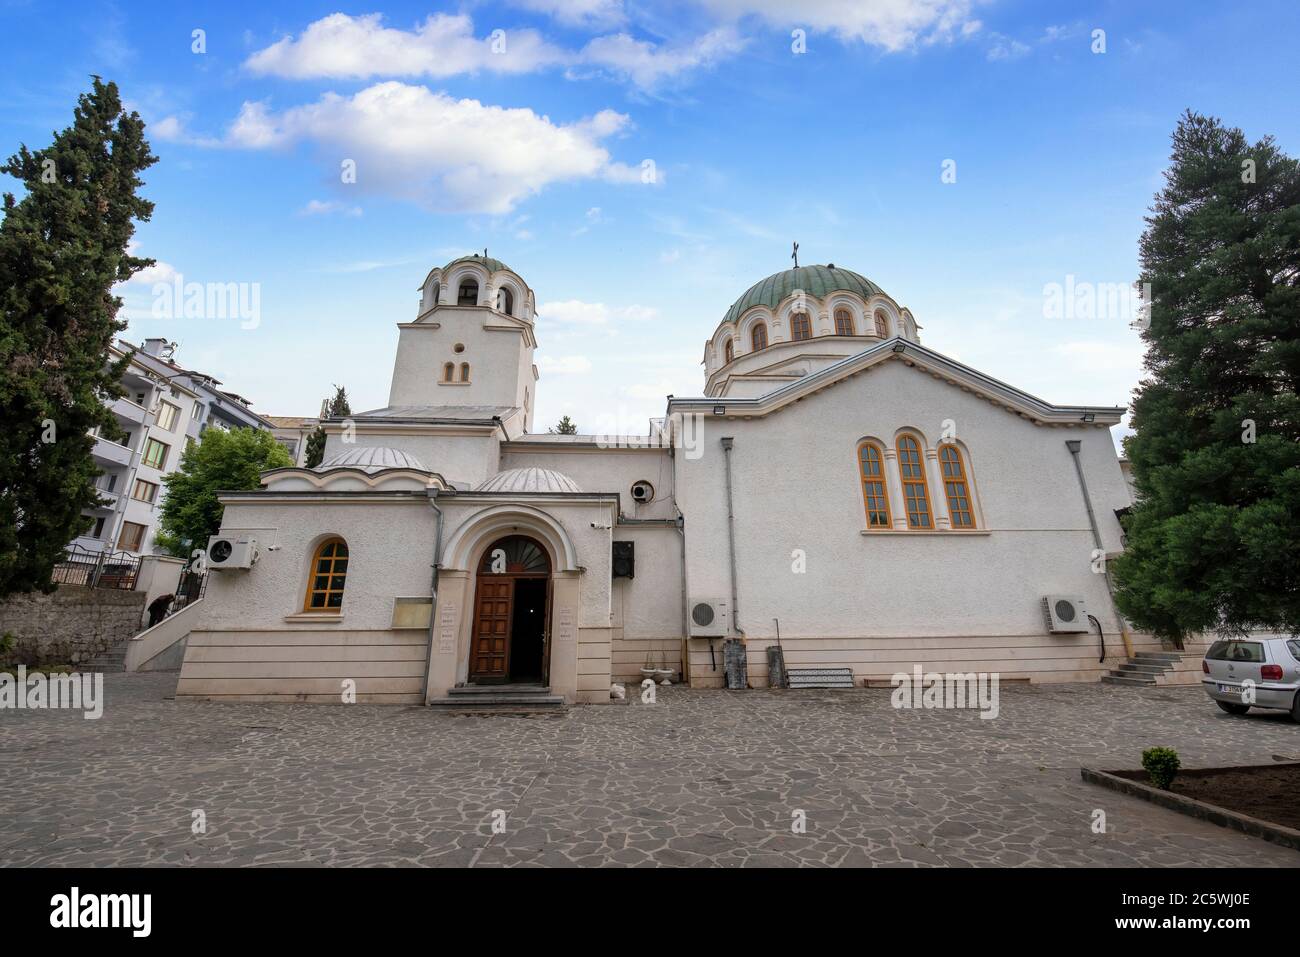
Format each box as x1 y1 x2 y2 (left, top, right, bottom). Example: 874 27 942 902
1043 595 1088 633
206 535 260 570
630 480 654 504
689 597 730 637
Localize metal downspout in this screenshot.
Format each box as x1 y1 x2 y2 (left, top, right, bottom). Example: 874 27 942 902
422 487 445 703
669 426 692 685
720 437 742 636
1065 440 1133 659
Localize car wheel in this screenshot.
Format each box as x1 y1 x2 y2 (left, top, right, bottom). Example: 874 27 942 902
1292 692 1300 724
1216 701 1250 716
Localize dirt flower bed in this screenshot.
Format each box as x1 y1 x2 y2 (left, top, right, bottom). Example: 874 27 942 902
1115 763 1300 832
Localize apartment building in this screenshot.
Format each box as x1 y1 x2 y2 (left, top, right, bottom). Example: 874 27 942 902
73 338 273 558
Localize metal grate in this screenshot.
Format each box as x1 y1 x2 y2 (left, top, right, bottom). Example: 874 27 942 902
787 667 855 689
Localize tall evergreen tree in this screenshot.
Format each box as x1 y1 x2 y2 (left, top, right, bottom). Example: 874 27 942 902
304 384 352 468
0 78 157 596
1112 111 1300 643
549 415 578 434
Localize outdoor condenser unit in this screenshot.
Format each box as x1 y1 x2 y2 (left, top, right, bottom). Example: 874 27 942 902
1042 595 1089 633
688 597 731 637
206 535 260 570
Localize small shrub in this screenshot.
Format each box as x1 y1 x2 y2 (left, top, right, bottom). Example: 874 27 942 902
1141 746 1181 790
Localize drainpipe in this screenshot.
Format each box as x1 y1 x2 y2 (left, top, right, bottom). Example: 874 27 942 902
669 423 692 684
1065 440 1133 659
422 487 445 703
720 437 742 636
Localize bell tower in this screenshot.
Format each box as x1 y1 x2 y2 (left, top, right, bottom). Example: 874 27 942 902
387 254 538 432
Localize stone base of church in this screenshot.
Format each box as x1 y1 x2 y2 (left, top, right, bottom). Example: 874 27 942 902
176 628 427 704
683 632 1206 689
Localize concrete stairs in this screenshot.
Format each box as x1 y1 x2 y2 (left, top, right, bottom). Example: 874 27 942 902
427 684 566 713
1101 652 1187 687
80 642 128 674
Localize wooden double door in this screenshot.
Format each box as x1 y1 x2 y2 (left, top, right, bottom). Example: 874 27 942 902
469 536 552 684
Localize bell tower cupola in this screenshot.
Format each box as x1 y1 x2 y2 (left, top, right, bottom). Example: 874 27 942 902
387 253 538 431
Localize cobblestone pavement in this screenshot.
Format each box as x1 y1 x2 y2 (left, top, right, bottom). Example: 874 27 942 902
1 674 1298 867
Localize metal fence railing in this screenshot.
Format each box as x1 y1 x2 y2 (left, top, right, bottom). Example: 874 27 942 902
51 544 141 590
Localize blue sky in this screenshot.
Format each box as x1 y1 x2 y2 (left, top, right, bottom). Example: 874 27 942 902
2 1 1298 440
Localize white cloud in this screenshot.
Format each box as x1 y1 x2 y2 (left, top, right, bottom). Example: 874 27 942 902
300 199 362 217
538 299 657 324
536 354 594 374
578 27 746 90
696 0 980 51
512 0 626 29
224 83 635 214
986 34 1030 61
245 13 564 80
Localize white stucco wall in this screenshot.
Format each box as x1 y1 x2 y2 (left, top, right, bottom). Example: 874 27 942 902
499 445 676 518
388 312 531 409
675 357 1130 642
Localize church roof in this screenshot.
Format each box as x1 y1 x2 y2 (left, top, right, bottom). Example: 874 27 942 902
445 253 511 275
318 447 428 473
723 264 885 324
476 467 583 494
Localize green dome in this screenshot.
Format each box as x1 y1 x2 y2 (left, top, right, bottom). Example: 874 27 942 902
723 264 885 324
444 253 512 275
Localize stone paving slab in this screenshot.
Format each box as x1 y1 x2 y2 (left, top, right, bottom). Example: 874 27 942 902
1 674 1298 866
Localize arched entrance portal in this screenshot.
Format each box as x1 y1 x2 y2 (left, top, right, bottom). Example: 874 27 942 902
469 535 552 684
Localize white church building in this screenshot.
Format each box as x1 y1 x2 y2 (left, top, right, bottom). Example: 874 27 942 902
176 254 1157 705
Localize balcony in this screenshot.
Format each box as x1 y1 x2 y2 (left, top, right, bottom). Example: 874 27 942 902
90 487 120 510
110 396 149 425
92 436 133 467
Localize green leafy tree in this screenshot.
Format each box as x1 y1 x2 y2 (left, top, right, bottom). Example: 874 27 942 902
0 78 156 596
304 384 351 467
155 428 292 558
549 415 578 435
1112 112 1300 645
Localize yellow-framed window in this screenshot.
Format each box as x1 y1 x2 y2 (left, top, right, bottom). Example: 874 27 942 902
305 539 349 611
835 309 854 336
858 442 891 529
896 435 932 528
751 323 768 351
791 313 812 341
939 444 976 528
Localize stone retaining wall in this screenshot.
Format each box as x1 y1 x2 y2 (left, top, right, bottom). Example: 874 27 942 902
0 586 146 666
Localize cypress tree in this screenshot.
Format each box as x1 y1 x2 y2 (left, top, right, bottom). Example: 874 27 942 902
0 78 157 596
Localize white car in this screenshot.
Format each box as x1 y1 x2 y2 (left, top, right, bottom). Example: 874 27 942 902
1201 636 1300 720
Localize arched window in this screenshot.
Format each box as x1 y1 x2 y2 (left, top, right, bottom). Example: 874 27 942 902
896 435 932 529
939 445 975 528
875 311 889 337
460 362 471 382
305 538 348 611
835 308 855 336
432 283 440 306
751 323 768 352
457 278 479 306
497 287 514 315
791 312 812 341
442 362 455 382
723 339 734 363
857 442 892 529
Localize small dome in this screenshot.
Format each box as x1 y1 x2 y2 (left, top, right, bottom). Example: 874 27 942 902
723 264 885 324
445 253 512 275
319 447 428 473
476 467 583 494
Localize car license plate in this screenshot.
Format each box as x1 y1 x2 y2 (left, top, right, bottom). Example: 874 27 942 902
1217 683 1239 694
